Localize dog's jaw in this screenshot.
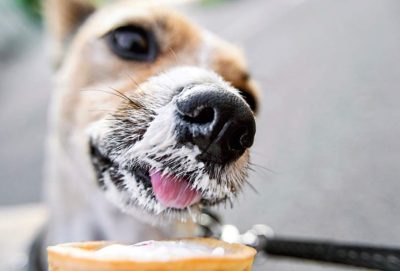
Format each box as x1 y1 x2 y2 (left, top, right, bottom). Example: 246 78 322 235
87 67 252 223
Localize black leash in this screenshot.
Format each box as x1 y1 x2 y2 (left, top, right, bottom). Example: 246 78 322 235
198 210 400 271
260 234 400 270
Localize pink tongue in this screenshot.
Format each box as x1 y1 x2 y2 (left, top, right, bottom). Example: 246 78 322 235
150 171 201 209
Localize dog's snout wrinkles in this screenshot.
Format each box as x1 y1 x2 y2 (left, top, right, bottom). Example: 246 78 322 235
176 88 256 164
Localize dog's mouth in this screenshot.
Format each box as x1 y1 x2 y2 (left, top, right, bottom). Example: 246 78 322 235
90 142 226 218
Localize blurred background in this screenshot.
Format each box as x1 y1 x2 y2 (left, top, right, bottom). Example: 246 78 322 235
1 0 400 270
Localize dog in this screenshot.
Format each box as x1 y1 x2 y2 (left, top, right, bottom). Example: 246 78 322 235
29 0 260 270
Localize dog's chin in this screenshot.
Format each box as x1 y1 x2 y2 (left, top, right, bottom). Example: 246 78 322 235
90 143 229 223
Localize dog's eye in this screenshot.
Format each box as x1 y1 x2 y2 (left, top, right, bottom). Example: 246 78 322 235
238 88 258 112
106 25 158 61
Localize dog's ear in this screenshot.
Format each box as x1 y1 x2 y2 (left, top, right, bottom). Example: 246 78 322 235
45 0 97 68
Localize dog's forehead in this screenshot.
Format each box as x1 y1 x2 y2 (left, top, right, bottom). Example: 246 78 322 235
83 1 194 37
72 0 249 72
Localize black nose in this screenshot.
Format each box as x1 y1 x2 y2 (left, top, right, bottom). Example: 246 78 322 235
175 87 256 164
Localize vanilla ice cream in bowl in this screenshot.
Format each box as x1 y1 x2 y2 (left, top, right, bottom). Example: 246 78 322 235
47 238 256 271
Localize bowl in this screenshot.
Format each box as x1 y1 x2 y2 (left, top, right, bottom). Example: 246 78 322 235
47 238 257 271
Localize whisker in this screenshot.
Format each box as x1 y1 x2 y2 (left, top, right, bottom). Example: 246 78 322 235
104 118 124 122
168 47 180 62
251 150 269 159
124 71 147 93
244 179 259 195
108 86 143 109
228 197 234 209
249 161 277 174
80 88 129 102
247 165 257 173
153 81 175 94
124 71 140 88
88 108 117 113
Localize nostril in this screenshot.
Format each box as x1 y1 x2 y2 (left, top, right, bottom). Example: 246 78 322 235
228 126 250 151
182 107 215 125
240 132 252 149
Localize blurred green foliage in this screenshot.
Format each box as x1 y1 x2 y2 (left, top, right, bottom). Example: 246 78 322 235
13 0 232 23
14 0 42 23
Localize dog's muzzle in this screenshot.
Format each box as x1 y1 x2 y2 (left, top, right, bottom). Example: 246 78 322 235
175 85 256 164
147 86 256 210
88 67 256 218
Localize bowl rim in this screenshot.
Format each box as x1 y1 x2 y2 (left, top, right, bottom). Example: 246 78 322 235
47 238 257 267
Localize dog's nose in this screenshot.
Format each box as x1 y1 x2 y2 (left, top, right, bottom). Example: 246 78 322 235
176 87 256 164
